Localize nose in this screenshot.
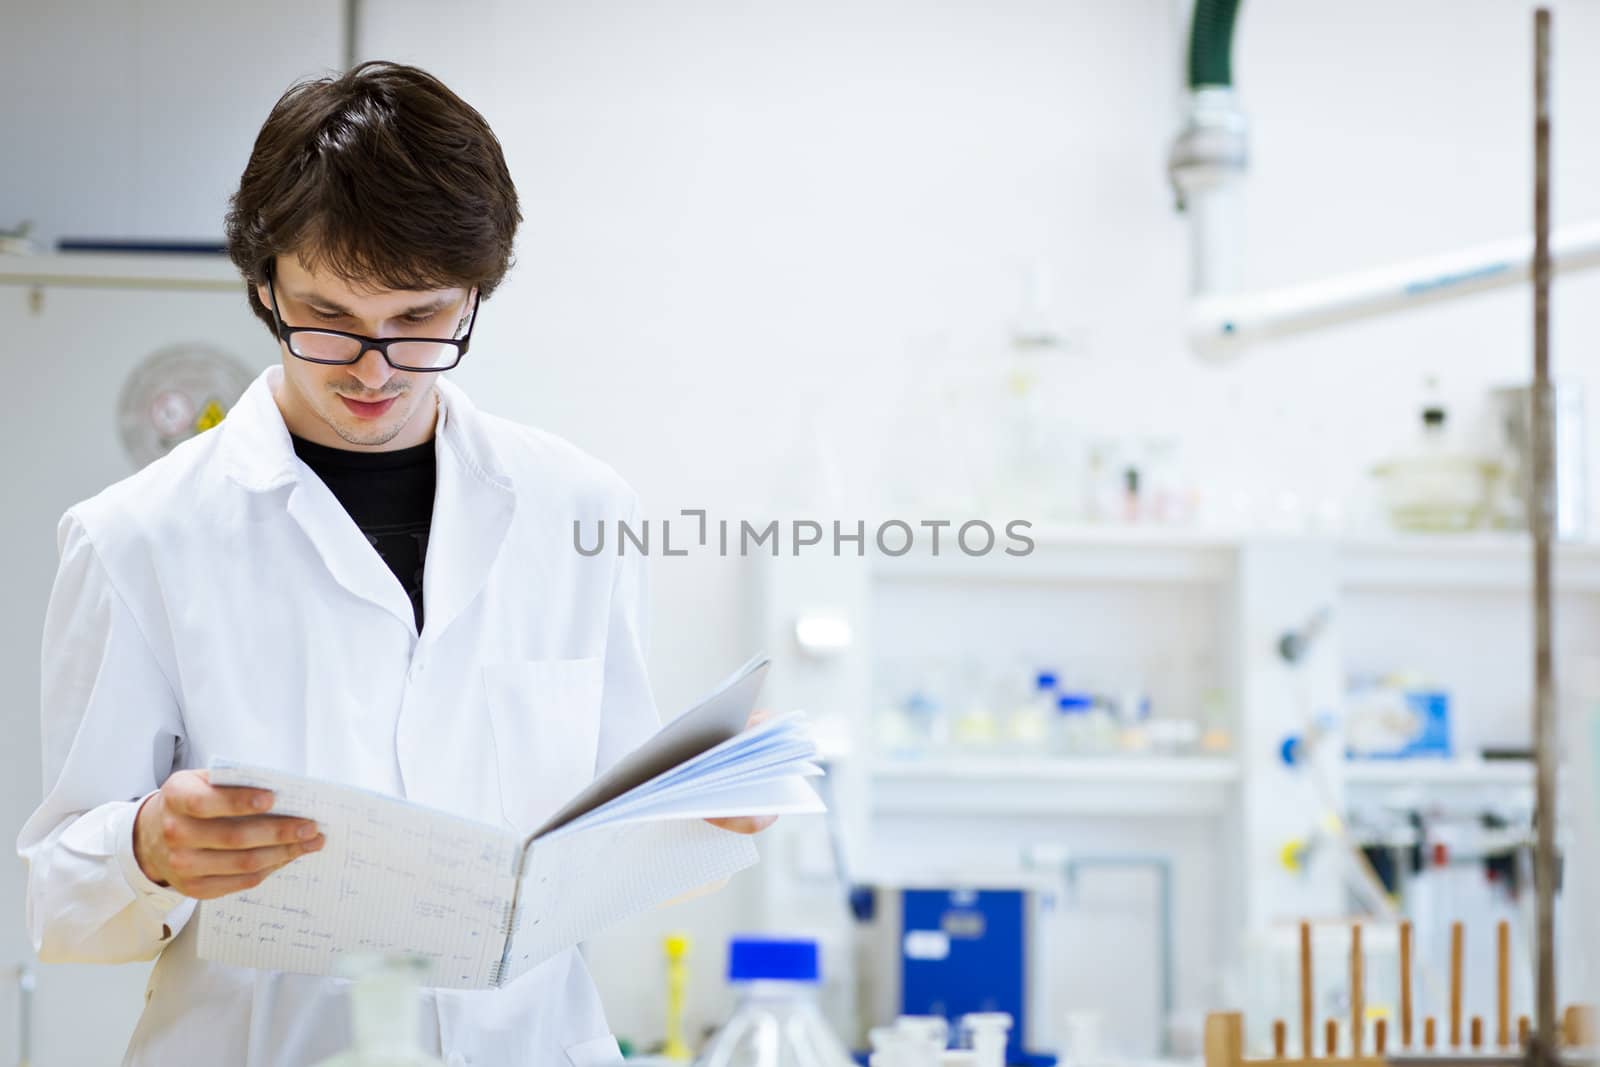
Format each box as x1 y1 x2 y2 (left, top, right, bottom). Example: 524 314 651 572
349 346 396 391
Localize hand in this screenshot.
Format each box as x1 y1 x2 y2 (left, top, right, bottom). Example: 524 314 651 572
133 769 324 900
704 813 777 834
705 708 779 836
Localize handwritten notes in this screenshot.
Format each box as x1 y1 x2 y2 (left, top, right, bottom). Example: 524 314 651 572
193 657 820 989
197 763 518 989
196 765 758 989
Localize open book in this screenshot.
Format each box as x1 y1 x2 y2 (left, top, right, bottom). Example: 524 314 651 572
194 656 823 989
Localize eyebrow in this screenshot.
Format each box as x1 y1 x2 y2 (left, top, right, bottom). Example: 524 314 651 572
288 288 456 318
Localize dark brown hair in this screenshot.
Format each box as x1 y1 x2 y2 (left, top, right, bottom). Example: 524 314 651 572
225 61 521 335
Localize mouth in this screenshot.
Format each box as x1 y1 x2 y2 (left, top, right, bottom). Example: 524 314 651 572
338 394 400 419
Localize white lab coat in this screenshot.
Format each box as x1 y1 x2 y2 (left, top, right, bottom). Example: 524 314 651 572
16 366 660 1067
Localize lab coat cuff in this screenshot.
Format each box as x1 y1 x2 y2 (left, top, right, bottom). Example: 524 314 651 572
112 792 189 918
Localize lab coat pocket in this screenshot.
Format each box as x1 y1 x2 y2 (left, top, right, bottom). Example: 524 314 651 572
482 657 605 835
565 1034 624 1067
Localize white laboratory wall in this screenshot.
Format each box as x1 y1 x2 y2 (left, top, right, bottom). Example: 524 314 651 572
5 0 1600 1057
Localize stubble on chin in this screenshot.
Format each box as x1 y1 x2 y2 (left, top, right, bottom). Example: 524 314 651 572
321 392 415 448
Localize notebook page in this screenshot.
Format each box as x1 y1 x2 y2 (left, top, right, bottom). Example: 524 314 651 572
560 715 817 829
497 820 757 986
197 761 521 990
566 774 826 832
634 713 812 790
567 760 825 831
531 656 770 840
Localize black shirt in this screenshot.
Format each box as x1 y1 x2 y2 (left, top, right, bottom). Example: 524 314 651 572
290 434 436 632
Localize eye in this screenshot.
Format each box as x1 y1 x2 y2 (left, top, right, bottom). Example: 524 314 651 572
310 309 345 323
403 313 437 326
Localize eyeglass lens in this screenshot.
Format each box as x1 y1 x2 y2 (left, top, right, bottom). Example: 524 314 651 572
289 333 460 370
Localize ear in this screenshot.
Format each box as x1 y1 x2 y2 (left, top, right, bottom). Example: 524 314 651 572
255 256 280 313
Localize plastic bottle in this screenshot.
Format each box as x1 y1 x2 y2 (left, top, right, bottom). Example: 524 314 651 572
960 1013 1012 1067
870 1022 942 1067
1372 379 1496 531
1055 693 1094 755
903 691 947 754
311 955 444 1067
1079 698 1121 756
696 937 854 1067
1109 687 1152 753
949 663 999 751
1005 671 1059 751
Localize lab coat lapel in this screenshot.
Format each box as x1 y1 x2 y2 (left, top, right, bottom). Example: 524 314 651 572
286 477 419 634
421 379 515 644
222 367 425 635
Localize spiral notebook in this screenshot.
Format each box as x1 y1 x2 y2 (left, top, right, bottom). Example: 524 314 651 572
194 656 823 988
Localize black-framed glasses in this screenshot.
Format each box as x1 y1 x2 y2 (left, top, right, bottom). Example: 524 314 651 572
264 267 481 372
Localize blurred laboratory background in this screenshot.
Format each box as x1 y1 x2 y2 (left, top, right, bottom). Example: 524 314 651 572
5 1 1600 1065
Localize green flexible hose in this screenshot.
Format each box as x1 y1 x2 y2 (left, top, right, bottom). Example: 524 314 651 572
1188 0 1241 89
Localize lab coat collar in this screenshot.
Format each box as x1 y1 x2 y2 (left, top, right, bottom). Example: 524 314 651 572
219 367 516 642
219 367 299 493
219 368 515 494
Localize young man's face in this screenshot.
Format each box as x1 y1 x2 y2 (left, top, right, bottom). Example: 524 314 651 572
257 255 475 450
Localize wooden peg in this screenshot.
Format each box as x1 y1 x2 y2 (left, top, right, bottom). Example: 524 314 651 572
1498 920 1511 1047
1425 1016 1437 1051
1376 1018 1389 1056
1204 1013 1245 1067
1400 920 1414 1048
1350 923 1364 1057
1300 922 1315 1060
1564 1004 1596 1047
1326 1019 1339 1057
1520 1015 1531 1048
1472 1016 1484 1050
1273 1020 1287 1059
1451 921 1465 1047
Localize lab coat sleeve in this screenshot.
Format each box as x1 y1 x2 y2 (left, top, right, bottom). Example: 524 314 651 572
14 513 194 963
592 492 662 777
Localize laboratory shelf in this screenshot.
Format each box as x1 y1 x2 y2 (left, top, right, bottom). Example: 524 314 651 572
862 524 1600 593
1343 758 1535 813
0 251 240 291
1338 533 1600 593
867 755 1240 817
1342 757 1534 786
867 522 1236 585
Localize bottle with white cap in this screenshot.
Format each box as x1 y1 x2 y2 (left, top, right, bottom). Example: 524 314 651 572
960 1013 1012 1067
893 1016 950 1067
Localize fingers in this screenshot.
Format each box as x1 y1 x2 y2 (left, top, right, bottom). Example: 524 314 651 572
145 770 330 900
166 835 325 884
181 866 301 901
164 770 275 819
170 812 319 851
705 814 777 835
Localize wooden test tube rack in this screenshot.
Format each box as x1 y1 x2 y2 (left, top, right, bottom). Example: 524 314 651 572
1205 920 1595 1067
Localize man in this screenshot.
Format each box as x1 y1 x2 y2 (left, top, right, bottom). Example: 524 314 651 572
16 61 769 1067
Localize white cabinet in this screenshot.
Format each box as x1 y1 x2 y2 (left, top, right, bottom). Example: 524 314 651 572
753 526 1597 1056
